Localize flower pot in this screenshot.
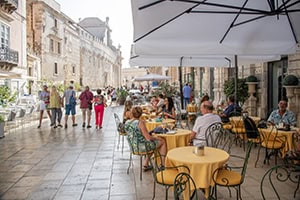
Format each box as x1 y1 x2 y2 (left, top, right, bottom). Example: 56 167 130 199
246 82 258 94
0 122 5 138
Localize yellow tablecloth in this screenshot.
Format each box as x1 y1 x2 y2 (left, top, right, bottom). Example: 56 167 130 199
154 129 191 151
186 104 198 112
259 127 297 157
145 118 176 131
166 146 229 199
230 116 261 139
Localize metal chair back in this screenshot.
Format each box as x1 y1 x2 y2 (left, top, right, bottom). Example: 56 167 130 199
173 172 198 200
260 164 300 199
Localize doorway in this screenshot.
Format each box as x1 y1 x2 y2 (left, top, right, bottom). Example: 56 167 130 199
267 57 288 115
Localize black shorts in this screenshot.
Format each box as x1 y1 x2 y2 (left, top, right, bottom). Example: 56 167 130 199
112 98 116 101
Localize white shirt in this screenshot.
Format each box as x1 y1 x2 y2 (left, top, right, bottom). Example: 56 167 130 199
192 113 221 146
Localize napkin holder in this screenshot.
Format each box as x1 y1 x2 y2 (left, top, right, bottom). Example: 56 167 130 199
194 145 205 156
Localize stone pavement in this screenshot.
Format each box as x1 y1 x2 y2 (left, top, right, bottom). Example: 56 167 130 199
0 105 298 200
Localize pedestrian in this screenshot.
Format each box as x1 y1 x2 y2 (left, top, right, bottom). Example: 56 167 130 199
37 85 51 128
93 89 107 129
79 86 94 128
182 83 191 109
49 85 63 128
110 88 117 106
62 85 77 128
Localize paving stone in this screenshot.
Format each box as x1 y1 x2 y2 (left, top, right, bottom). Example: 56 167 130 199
0 106 298 200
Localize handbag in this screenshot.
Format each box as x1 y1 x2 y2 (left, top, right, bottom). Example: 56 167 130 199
117 122 126 133
69 91 76 106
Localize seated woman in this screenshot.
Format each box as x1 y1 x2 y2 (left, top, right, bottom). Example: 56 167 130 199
157 96 176 119
123 100 133 123
125 106 167 171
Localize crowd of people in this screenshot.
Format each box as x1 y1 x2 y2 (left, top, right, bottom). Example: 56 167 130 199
122 90 300 172
37 84 118 130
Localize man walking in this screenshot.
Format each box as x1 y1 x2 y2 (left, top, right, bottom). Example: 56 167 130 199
79 86 94 128
182 83 191 109
63 85 77 128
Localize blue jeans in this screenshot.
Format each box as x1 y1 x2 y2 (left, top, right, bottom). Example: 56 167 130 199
183 97 190 109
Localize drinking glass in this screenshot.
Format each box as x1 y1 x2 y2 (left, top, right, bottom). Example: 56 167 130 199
181 121 187 129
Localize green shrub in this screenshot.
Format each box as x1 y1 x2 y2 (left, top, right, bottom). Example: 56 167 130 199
283 74 299 86
224 78 248 104
246 75 258 82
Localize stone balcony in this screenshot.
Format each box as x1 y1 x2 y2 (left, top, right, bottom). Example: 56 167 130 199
0 0 18 14
0 47 18 70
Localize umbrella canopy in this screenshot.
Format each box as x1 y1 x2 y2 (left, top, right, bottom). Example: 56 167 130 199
129 53 281 67
133 73 171 81
132 0 300 58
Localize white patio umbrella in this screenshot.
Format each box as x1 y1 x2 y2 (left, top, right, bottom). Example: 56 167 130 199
133 73 171 81
132 0 300 56
130 0 300 106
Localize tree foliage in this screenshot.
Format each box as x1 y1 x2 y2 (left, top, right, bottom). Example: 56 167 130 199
0 85 16 107
151 82 178 97
224 78 248 104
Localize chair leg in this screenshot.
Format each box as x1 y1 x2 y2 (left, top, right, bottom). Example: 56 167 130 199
165 186 169 200
255 145 262 167
121 135 124 154
238 185 242 200
117 134 121 149
127 153 132 174
152 181 156 200
140 155 143 181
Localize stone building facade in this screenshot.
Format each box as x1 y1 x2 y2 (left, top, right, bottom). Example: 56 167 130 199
26 0 122 92
0 0 27 96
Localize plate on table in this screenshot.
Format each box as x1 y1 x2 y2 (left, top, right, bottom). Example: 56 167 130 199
166 130 176 135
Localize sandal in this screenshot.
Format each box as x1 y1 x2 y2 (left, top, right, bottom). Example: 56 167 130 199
143 165 153 172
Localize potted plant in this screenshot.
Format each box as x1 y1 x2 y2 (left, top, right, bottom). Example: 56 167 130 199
283 74 299 86
0 114 5 138
116 88 129 105
246 75 258 83
283 74 299 99
224 78 248 105
245 75 259 94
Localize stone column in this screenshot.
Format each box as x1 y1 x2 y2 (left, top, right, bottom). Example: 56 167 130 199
246 82 258 116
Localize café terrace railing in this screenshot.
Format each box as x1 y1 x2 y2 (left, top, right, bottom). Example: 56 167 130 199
0 47 19 64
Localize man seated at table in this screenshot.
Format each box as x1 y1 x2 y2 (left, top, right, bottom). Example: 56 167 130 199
267 99 296 127
190 101 221 146
219 95 241 123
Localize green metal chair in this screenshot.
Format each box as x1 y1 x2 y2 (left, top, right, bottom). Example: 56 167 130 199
173 172 198 200
260 163 300 199
146 147 190 200
255 126 287 166
113 113 127 154
211 142 254 200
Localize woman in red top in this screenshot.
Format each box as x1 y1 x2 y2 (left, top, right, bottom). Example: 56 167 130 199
93 89 107 129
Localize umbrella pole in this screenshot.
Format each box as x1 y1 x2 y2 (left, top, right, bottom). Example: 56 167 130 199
179 57 184 109
234 55 238 112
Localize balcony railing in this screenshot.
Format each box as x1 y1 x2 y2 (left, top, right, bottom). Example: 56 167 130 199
0 47 18 65
0 0 18 14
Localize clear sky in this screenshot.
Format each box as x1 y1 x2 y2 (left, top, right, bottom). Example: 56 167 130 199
55 0 133 68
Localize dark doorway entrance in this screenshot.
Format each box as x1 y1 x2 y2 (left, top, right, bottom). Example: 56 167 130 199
267 57 288 116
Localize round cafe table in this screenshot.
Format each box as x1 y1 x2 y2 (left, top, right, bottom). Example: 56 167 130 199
166 146 229 199
259 127 298 157
144 118 175 131
154 129 191 151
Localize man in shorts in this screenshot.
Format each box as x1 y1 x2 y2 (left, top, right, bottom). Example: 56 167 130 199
79 86 94 128
63 85 78 128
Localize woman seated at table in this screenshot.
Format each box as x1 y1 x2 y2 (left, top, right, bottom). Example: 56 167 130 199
123 100 133 123
157 96 176 119
125 106 167 171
